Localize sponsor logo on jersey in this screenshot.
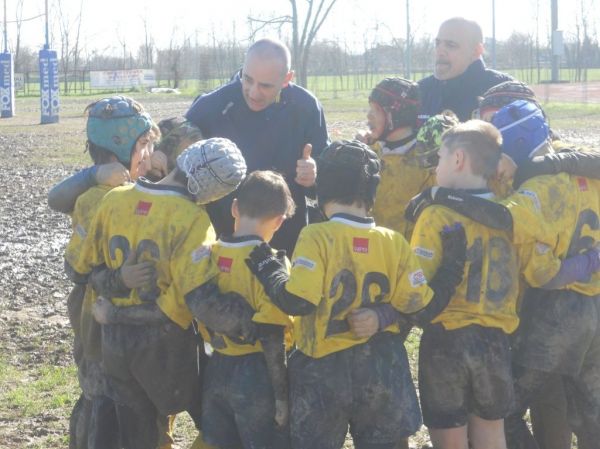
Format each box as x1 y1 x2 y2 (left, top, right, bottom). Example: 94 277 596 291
191 245 211 263
218 256 233 273
292 256 316 270
577 177 588 192
135 201 153 216
409 269 427 287
414 246 434 259
353 237 369 253
518 189 541 211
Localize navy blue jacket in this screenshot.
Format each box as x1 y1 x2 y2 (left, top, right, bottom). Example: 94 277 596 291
418 59 513 122
185 77 329 253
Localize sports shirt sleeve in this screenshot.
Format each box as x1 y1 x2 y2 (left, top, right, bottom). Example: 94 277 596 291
156 217 219 328
285 227 326 306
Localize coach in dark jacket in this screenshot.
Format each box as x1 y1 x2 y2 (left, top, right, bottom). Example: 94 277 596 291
419 17 512 122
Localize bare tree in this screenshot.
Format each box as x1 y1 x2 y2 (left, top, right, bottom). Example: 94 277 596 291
248 0 339 87
56 0 85 93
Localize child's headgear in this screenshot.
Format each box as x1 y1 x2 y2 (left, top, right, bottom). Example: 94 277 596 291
316 140 381 210
156 117 204 169
478 81 543 117
491 100 550 167
176 137 247 204
86 96 153 165
413 111 459 168
369 77 420 137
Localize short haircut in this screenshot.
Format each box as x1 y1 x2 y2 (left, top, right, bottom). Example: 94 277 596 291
442 120 502 180
441 17 483 46
236 170 296 220
246 38 291 74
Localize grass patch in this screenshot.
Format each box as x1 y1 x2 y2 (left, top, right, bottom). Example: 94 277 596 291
1 359 78 417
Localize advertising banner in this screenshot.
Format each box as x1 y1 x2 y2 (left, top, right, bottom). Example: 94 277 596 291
39 48 60 124
90 69 157 89
0 52 15 118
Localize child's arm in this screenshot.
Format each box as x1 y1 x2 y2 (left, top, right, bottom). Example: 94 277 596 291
185 283 258 341
48 162 129 213
540 247 600 290
88 251 156 298
257 323 288 427
348 224 467 338
514 150 600 187
92 296 169 325
245 243 316 316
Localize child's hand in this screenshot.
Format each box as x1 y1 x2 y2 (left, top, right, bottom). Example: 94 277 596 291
495 153 518 186
119 251 156 289
95 161 131 186
148 150 168 179
92 296 117 325
347 308 379 338
295 144 316 187
275 399 289 427
355 130 375 145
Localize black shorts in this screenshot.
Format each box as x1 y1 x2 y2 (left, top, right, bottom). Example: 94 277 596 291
101 321 204 416
201 351 289 449
419 324 514 428
514 288 600 376
289 332 421 449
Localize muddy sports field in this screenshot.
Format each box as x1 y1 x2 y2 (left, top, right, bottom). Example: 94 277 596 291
1 84 600 448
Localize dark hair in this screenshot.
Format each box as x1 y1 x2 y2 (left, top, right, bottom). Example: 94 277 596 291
236 170 296 219
316 140 381 211
87 141 116 165
442 120 502 179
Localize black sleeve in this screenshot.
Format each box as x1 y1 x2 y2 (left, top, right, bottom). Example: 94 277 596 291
88 264 131 298
405 272 458 327
64 259 89 285
48 166 97 213
185 282 257 341
514 150 600 187
257 324 288 402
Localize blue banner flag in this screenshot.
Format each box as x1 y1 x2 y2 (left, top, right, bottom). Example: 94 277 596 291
39 48 60 124
0 52 15 118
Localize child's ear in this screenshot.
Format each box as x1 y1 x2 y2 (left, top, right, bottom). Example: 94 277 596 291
272 214 286 232
231 198 240 219
455 148 466 171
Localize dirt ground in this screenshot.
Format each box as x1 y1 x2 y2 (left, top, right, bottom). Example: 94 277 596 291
0 92 598 448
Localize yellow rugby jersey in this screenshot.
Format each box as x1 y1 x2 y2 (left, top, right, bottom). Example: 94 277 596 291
411 198 521 333
286 213 434 358
196 236 292 356
371 140 436 239
65 184 113 360
71 179 219 328
505 173 600 295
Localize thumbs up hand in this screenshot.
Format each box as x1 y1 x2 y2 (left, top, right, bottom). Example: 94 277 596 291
295 143 317 187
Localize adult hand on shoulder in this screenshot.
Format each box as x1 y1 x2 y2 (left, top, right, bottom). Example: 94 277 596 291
95 161 131 187
295 144 316 187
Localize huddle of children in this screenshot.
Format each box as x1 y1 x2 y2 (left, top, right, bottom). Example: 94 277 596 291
57 77 600 449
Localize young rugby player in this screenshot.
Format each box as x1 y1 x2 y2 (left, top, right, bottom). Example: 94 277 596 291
246 140 467 449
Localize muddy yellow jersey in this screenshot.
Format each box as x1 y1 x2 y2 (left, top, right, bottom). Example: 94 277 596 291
371 141 436 239
197 236 292 356
64 184 113 360
287 213 434 358
71 179 218 328
506 173 600 295
411 198 521 333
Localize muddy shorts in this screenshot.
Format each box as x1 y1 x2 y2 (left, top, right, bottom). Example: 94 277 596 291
201 351 289 449
289 332 421 449
419 324 514 428
513 288 600 376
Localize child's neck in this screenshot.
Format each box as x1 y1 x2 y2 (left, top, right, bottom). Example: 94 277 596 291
233 218 270 242
323 202 369 219
385 127 414 143
445 174 488 191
